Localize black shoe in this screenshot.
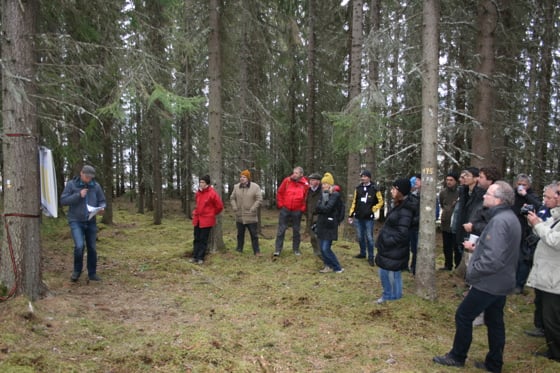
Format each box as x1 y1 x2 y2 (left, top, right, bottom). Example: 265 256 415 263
235 247 243 253
368 258 375 266
438 267 452 271
524 328 545 337
88 274 102 281
354 254 366 259
433 353 464 367
273 251 280 257
533 350 551 359
474 361 491 371
71 272 80 282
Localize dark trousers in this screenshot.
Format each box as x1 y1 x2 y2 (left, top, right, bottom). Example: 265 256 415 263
275 208 302 252
193 225 211 261
441 230 456 270
449 287 507 373
236 222 260 254
542 291 560 360
534 288 543 329
409 229 419 274
515 241 532 289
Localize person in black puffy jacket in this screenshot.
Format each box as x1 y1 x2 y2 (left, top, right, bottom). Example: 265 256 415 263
375 178 414 303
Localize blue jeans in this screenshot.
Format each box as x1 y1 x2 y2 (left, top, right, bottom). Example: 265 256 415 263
449 287 507 372
70 220 98 276
355 219 374 259
320 240 342 271
378 268 402 301
275 208 302 252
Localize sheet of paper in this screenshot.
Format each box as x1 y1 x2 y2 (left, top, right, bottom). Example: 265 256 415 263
87 204 104 220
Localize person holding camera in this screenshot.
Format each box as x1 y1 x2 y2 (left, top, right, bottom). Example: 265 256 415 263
513 173 542 294
525 181 560 362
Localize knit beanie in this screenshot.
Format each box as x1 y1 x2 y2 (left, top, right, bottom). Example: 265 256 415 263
200 175 211 184
447 170 459 182
240 169 251 180
360 170 372 178
393 178 411 196
321 172 335 185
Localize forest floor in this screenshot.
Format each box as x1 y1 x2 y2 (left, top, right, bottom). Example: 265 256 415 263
0 199 558 372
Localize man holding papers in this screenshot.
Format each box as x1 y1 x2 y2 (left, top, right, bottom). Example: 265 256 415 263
61 165 106 282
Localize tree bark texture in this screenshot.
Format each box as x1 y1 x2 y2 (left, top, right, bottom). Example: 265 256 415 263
471 0 497 166
415 0 440 301
1 0 44 300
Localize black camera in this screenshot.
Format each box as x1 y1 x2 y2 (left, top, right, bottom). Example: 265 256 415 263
520 204 535 215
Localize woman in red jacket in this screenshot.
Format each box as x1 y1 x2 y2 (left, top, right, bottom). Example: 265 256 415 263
192 175 224 264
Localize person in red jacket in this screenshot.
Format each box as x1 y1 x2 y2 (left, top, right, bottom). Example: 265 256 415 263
192 174 224 264
274 166 309 256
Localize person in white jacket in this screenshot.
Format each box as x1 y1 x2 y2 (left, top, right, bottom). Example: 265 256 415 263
526 181 560 362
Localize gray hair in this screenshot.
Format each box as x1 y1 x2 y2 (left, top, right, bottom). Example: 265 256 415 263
516 173 532 185
493 181 515 206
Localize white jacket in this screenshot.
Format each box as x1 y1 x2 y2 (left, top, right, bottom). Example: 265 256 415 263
526 207 560 295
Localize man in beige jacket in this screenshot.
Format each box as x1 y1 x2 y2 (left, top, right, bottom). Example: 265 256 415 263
230 170 263 256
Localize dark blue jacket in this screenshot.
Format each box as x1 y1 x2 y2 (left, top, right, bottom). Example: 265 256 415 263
60 176 106 222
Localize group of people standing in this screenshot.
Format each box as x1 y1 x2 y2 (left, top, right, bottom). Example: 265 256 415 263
61 164 559 370
434 167 560 370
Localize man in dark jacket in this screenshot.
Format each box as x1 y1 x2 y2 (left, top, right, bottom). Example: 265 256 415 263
60 165 106 282
305 173 323 257
513 173 542 293
453 167 485 275
434 181 521 372
439 171 459 270
348 170 384 266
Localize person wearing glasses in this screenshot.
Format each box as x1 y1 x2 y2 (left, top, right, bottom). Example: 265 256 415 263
434 181 521 372
525 182 560 362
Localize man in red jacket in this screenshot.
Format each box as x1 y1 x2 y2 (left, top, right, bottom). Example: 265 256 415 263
192 174 224 264
274 166 309 256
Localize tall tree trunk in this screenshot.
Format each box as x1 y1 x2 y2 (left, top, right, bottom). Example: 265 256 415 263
471 0 497 166
306 0 317 174
1 0 44 300
208 0 225 252
364 0 380 175
416 0 440 300
532 0 555 193
343 0 364 239
101 119 113 225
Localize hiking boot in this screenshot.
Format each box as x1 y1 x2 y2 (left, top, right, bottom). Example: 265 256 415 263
235 247 243 253
88 274 102 281
334 268 344 273
319 266 333 273
294 249 301 256
273 250 281 257
368 258 375 266
70 272 80 282
354 254 366 259
524 328 545 337
433 353 464 367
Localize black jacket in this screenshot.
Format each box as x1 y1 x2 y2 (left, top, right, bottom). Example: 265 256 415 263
454 184 485 244
315 191 342 241
375 196 415 271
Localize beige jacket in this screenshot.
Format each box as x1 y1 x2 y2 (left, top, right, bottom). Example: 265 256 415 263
230 181 263 224
526 206 560 295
